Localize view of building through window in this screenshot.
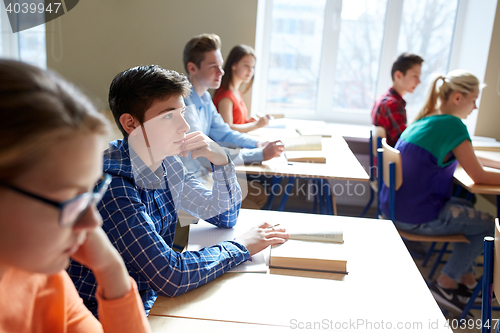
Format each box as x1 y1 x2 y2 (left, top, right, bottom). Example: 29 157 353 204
397 0 458 120
262 0 459 123
18 21 46 69
267 0 326 113
331 0 387 111
0 6 46 69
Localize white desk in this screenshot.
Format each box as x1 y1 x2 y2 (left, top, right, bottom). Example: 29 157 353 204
149 209 451 332
236 132 369 215
454 150 500 217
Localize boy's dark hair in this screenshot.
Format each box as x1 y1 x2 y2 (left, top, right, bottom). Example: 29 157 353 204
109 65 191 139
391 53 424 81
182 33 221 74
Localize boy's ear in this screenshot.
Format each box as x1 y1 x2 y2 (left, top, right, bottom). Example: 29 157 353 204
393 70 404 81
119 113 140 136
187 62 197 76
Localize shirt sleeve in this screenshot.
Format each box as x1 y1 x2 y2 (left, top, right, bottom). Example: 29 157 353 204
180 160 242 226
96 278 151 333
207 101 259 149
239 148 264 165
101 179 250 298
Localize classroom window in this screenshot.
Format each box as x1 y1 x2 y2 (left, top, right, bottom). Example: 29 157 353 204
0 5 46 69
266 0 326 113
396 0 458 120
255 0 460 124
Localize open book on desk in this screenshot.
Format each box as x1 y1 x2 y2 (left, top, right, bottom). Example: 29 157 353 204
284 135 323 151
187 220 268 273
472 136 500 152
295 127 332 138
270 219 347 274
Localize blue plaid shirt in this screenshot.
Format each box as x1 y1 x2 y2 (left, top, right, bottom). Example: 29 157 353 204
67 139 247 315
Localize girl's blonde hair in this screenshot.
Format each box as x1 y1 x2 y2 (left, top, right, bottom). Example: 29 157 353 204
0 60 109 181
414 69 480 122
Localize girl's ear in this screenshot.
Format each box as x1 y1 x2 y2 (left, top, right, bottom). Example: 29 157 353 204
451 91 462 105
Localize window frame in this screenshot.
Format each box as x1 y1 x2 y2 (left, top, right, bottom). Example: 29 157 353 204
253 0 466 125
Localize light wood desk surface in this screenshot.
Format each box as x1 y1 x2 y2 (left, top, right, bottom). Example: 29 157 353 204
149 209 451 332
235 134 369 182
454 150 500 195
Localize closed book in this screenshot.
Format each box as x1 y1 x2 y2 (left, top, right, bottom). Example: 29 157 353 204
285 151 326 163
269 219 346 273
270 240 347 274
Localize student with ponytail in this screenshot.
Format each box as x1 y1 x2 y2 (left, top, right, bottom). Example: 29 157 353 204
380 69 500 314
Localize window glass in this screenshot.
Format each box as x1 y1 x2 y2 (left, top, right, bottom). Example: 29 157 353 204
331 0 387 111
19 12 46 68
397 0 458 120
266 0 326 113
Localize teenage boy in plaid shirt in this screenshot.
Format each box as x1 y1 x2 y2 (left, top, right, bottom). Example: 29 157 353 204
68 65 288 316
371 53 423 147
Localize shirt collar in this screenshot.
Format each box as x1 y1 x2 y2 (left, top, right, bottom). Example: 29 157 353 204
388 87 406 106
124 140 166 190
188 85 210 109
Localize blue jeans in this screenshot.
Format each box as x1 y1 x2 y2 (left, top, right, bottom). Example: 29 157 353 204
393 197 494 282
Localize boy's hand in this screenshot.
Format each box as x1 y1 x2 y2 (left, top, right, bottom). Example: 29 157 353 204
234 222 289 256
258 140 285 161
179 131 229 166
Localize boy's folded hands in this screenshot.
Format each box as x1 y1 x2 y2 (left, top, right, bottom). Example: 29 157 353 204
179 131 229 166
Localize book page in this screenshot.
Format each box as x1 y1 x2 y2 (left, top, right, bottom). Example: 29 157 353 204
280 219 343 243
284 136 322 151
187 220 269 273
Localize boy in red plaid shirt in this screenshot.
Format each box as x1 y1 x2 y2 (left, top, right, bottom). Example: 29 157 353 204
371 53 423 147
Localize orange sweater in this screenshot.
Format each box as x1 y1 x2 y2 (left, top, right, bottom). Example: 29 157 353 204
0 268 151 333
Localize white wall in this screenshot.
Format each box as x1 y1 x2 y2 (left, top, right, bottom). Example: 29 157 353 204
47 0 258 112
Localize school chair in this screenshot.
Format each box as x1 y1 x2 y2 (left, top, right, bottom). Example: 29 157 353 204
459 219 500 327
360 126 385 218
377 138 469 279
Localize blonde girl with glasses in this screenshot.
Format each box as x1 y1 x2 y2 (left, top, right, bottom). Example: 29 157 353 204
0 60 150 333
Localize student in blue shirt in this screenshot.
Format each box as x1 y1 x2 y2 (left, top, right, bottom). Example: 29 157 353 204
380 70 500 314
68 65 289 316
181 34 283 171
180 33 284 209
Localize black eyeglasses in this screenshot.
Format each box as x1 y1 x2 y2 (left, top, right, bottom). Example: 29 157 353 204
0 173 112 227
